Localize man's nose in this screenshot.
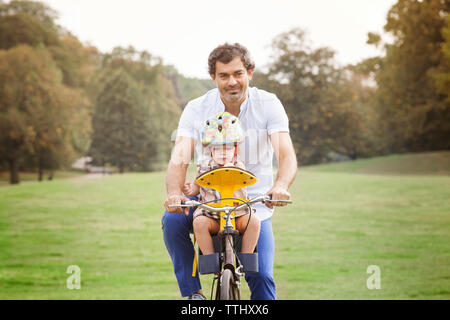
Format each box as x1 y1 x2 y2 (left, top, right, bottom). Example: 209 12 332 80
228 76 237 85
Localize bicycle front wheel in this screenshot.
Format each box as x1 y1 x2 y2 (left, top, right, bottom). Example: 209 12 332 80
220 269 239 300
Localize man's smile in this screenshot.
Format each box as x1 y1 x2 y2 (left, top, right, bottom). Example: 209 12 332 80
226 85 241 93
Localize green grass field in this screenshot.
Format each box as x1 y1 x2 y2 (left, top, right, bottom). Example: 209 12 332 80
0 152 449 299
0 170 85 186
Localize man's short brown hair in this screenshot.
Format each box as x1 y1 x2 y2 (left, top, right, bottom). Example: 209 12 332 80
208 43 255 76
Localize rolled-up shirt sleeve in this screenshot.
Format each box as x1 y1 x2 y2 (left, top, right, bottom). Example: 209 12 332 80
176 102 197 139
266 98 290 135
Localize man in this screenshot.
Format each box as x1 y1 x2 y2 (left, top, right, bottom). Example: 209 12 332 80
162 43 297 300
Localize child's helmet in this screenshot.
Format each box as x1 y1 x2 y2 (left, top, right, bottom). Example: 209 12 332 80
201 112 244 147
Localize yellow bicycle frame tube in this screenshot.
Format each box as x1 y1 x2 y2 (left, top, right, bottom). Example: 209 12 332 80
195 166 257 231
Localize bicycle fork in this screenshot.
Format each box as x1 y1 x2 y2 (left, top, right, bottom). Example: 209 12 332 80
216 209 242 300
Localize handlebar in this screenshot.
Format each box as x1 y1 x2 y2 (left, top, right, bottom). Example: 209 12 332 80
168 195 292 213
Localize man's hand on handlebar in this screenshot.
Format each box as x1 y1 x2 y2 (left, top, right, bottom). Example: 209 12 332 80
265 186 291 209
164 194 191 216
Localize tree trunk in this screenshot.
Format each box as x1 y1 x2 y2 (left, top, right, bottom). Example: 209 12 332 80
38 166 43 181
102 159 106 175
8 157 20 184
38 156 44 181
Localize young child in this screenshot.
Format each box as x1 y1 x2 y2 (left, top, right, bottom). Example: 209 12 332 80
182 112 261 255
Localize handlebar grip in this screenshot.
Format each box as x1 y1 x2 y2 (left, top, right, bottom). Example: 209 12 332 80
265 194 292 203
168 199 187 209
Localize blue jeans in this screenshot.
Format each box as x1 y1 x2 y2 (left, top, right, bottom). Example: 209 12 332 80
161 196 276 300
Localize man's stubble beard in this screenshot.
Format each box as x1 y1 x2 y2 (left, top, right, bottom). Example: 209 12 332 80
221 86 245 103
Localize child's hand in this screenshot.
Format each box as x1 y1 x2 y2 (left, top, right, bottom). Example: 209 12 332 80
182 182 198 197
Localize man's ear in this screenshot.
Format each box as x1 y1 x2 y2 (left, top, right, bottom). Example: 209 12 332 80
247 68 254 81
210 73 216 84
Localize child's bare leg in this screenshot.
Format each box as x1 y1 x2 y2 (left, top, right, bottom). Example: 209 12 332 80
236 214 261 253
193 215 219 255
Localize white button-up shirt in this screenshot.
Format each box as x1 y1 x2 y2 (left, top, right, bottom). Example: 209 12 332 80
176 87 290 221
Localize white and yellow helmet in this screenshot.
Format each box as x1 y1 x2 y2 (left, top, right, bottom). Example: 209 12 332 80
201 112 244 147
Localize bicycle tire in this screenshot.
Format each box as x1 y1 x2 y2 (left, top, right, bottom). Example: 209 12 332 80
220 269 238 300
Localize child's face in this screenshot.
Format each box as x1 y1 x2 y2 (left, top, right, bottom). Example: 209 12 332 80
211 144 235 166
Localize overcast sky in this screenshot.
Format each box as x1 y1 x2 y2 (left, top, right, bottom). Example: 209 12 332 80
42 0 396 79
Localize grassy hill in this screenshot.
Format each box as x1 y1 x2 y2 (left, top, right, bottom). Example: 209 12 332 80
303 151 450 175
0 152 449 299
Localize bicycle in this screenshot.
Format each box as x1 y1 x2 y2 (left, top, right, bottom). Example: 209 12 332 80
169 166 291 300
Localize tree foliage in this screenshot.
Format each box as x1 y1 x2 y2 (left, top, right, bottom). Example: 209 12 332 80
0 12 59 50
0 45 89 183
0 1 184 183
89 46 181 170
253 1 450 164
2 0 449 183
0 0 93 183
371 0 450 152
0 0 58 30
435 15 450 104
253 28 376 164
89 69 156 172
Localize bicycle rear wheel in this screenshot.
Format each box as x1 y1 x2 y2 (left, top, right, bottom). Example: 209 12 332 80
220 269 239 300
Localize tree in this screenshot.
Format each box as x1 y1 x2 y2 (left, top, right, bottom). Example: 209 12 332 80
257 28 376 164
165 65 215 109
93 46 181 169
370 0 450 152
0 12 60 50
0 45 89 183
89 69 156 172
48 33 100 90
0 0 58 30
0 1 96 182
434 15 450 104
